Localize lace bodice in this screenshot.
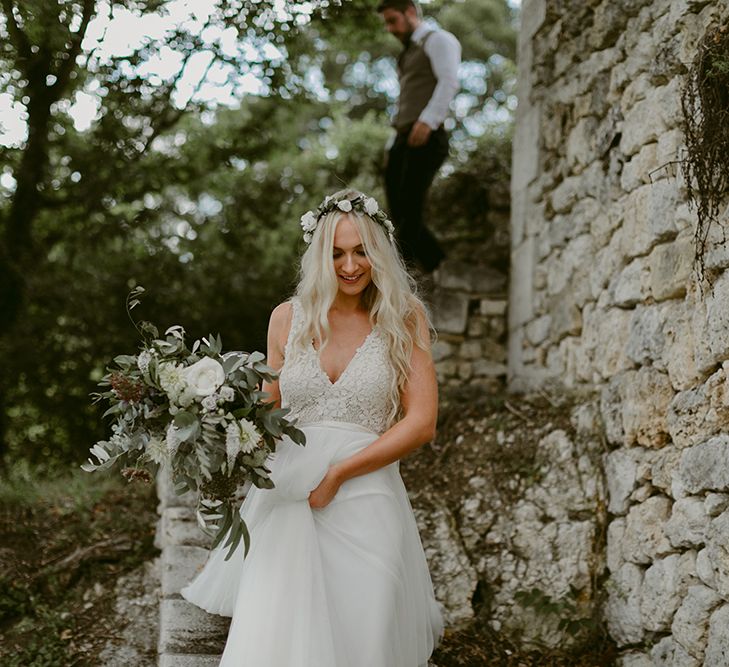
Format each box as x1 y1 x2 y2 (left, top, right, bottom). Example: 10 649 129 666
278 298 395 435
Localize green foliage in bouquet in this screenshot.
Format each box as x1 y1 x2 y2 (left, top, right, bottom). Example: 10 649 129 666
81 287 305 559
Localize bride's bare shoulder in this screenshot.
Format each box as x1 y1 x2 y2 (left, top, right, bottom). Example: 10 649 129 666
268 300 295 339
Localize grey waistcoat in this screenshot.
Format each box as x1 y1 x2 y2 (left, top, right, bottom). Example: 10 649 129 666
394 31 437 132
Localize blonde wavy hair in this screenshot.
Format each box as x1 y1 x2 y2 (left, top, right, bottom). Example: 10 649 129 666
290 188 434 428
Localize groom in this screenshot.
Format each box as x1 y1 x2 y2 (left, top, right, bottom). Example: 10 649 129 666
377 0 461 274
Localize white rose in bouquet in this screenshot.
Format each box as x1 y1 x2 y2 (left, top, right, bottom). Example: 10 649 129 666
202 394 219 412
219 386 235 402
184 357 225 397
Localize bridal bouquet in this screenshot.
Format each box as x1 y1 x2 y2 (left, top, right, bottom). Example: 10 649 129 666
82 287 305 559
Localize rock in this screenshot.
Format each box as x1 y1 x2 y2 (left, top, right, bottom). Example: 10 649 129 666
650 446 681 494
431 340 453 362
675 436 729 497
619 180 678 258
626 303 667 367
639 551 697 632
673 585 722 659
161 545 211 598
431 289 470 335
617 651 653 667
480 299 507 316
704 604 729 667
438 262 507 295
667 366 729 449
621 367 674 448
158 507 211 549
648 232 693 301
696 548 716 589
704 510 729 598
610 256 650 307
606 562 645 646
705 493 729 518
601 376 625 446
416 500 478 627
158 598 229 655
159 656 221 667
604 449 640 514
621 495 672 564
665 497 709 548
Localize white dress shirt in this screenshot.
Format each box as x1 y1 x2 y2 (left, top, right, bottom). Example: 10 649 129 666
410 22 461 130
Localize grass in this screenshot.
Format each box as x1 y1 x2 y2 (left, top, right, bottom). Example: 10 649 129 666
0 460 159 666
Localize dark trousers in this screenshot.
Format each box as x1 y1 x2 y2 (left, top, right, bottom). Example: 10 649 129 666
384 126 448 273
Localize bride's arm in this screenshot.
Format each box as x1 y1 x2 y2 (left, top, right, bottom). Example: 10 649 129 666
331 306 438 483
261 301 293 408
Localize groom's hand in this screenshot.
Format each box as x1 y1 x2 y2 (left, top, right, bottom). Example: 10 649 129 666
407 121 432 147
308 467 343 509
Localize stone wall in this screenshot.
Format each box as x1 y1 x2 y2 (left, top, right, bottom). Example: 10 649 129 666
510 0 729 663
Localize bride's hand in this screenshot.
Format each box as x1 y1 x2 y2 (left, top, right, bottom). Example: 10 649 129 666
308 467 343 509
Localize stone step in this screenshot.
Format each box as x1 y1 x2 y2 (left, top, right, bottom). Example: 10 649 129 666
159 654 221 667
158 598 229 655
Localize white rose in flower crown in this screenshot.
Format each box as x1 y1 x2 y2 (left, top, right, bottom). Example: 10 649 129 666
184 357 226 397
337 199 352 212
363 197 379 216
384 219 395 233
300 210 317 232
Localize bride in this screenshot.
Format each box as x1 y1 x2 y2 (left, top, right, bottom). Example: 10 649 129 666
181 188 444 666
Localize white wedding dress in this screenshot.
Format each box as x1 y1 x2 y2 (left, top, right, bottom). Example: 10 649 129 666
181 297 444 666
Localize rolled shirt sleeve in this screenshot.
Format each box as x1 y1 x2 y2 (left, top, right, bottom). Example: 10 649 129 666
418 30 461 130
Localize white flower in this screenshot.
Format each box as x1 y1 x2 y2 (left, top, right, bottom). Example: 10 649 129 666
137 350 152 373
303 231 313 244
337 199 352 212
225 421 242 467
300 210 318 232
166 423 181 456
364 197 379 216
202 394 218 412
184 357 225 397
238 418 262 453
219 386 235 402
383 219 395 233
158 362 189 405
146 434 169 465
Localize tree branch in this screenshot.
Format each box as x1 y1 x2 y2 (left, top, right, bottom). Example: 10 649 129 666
51 0 96 99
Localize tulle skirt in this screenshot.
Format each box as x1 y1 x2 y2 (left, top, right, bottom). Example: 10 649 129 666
180 420 444 667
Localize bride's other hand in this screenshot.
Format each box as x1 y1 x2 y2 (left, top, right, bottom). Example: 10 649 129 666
308 467 343 509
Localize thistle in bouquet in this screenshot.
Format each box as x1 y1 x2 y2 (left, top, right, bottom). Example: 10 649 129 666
82 286 305 560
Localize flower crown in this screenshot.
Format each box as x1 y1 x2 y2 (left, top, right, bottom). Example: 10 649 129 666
300 193 396 244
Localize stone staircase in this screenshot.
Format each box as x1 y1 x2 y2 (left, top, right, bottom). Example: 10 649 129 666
155 471 227 666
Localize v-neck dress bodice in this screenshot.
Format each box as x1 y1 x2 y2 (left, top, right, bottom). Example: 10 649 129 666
278 297 395 435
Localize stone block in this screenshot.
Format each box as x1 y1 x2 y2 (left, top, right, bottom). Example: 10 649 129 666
695 271 729 372
622 367 674 448
157 467 197 510
620 142 658 193
159 507 211 549
648 234 693 301
705 493 729 518
640 551 697 633
437 262 507 295
626 303 667 367
665 497 709 548
605 449 640 515
606 562 645 646
675 436 729 497
431 340 453 362
479 299 507 316
650 446 681 494
161 545 211 598
704 604 729 667
600 375 625 446
616 652 653 667
661 299 700 391
431 289 469 335
622 495 672 564
672 585 721 660
471 359 507 377
158 598 229 655
704 510 729 598
610 255 650 307
607 518 626 573
159 655 221 667
620 181 678 259
667 376 725 450
696 548 716 589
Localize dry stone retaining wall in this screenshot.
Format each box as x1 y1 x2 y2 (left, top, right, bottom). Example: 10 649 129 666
510 0 729 663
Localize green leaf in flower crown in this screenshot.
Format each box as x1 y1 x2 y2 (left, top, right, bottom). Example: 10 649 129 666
139 321 159 339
